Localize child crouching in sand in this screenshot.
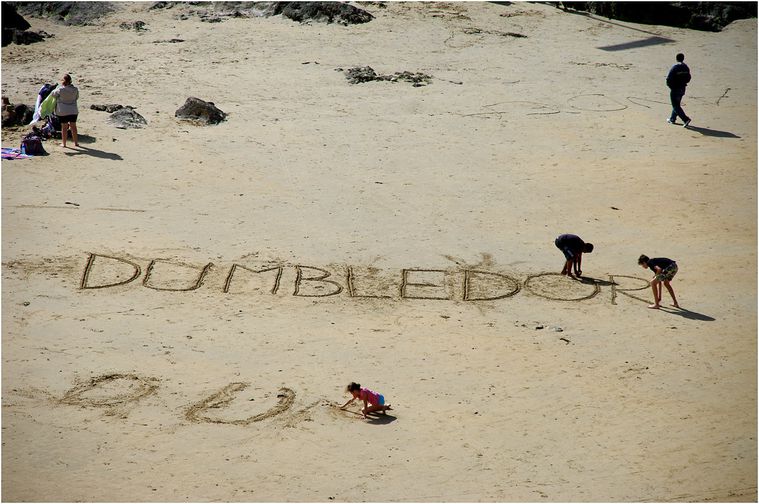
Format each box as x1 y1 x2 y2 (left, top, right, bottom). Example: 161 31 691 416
638 254 680 309
340 382 392 418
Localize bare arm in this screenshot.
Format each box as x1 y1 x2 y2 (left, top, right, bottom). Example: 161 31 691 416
340 397 356 409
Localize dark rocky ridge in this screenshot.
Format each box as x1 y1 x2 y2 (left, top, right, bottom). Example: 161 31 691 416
561 1 756 32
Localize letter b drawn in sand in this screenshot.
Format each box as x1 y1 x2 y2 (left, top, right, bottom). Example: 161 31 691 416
80 253 142 289
185 383 295 425
293 265 343 297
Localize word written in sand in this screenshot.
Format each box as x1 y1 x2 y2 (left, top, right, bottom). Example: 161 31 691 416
53 373 321 426
80 253 650 305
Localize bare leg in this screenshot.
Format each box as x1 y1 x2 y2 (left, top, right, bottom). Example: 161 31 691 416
648 279 661 308
70 123 79 146
363 404 393 415
60 123 69 147
663 281 679 307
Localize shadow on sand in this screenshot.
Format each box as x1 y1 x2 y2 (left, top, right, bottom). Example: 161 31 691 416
63 145 123 160
658 306 716 321
365 412 397 425
685 125 741 138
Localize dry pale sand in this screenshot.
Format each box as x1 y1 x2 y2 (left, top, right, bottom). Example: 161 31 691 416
1 2 756 502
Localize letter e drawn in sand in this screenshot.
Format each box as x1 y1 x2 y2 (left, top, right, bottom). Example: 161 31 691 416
142 259 213 291
293 265 343 297
185 383 295 425
80 253 142 289
400 269 451 300
523 272 600 302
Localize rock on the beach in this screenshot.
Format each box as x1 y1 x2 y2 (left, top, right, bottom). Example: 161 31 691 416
566 1 756 31
2 3 31 31
272 2 374 25
175 97 227 125
12 2 119 26
107 108 148 129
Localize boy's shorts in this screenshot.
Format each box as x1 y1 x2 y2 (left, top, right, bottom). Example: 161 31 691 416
655 263 678 282
377 394 385 406
555 238 575 261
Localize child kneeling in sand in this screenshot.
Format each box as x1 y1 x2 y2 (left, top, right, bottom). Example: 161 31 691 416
340 382 392 418
638 254 680 309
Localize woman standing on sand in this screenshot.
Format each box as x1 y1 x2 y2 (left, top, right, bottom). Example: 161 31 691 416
51 74 79 148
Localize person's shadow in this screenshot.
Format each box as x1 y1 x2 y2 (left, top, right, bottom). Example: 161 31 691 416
685 125 741 138
365 412 397 425
64 145 123 160
659 306 716 321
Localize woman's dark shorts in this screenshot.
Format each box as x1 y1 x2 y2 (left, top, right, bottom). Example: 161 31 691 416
58 114 78 124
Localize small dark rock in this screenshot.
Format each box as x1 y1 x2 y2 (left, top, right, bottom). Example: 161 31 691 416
119 20 147 31
91 103 128 113
175 97 227 125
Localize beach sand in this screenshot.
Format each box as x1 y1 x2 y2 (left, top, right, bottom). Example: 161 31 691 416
1 2 756 501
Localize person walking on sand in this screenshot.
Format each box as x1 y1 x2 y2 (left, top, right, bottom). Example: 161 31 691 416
555 233 593 279
638 254 680 309
666 53 692 127
340 382 392 418
51 74 79 147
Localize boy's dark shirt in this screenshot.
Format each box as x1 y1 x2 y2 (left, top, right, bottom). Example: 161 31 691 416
556 234 585 255
648 257 676 271
667 62 691 90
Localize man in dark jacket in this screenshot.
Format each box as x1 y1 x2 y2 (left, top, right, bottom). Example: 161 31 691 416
666 53 692 127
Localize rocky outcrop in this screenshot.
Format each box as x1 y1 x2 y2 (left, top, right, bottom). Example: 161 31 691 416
564 1 756 31
271 2 374 25
175 97 227 125
2 3 53 47
11 2 118 26
150 2 374 25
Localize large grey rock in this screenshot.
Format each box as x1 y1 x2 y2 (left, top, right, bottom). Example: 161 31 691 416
175 97 227 125
107 108 148 129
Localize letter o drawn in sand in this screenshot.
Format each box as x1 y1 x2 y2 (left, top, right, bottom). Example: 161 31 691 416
524 272 600 302
185 383 295 425
567 93 627 112
60 373 159 407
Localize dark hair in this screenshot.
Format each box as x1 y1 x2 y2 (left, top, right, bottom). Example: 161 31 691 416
676 53 685 62
584 243 594 253
62 74 72 85
638 254 650 265
346 382 360 393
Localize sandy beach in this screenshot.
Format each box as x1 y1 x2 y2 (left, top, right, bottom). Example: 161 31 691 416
1 2 756 501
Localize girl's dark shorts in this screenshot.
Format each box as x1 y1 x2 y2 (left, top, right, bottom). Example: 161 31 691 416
58 114 78 124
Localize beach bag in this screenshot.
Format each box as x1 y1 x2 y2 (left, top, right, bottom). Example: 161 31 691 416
20 133 46 155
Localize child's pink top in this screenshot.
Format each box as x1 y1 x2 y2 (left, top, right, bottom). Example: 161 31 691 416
359 388 381 405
